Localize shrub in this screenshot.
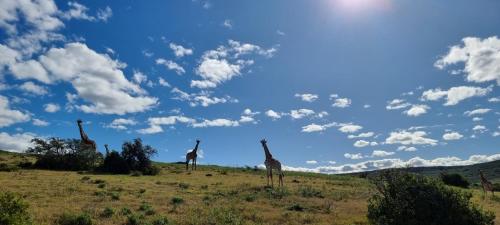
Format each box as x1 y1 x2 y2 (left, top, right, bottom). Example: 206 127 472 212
120 207 132 216
100 207 114 218
55 212 92 225
441 173 470 188
110 192 120 200
17 161 33 169
125 214 145 225
287 203 305 212
97 183 106 189
28 138 102 171
367 170 495 225
298 186 324 198
0 192 33 225
139 202 155 215
0 163 19 172
142 165 160 176
151 216 169 225
100 151 130 174
121 138 157 175
492 183 500 192
178 183 189 189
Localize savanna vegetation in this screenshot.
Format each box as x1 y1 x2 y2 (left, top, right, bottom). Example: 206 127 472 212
1 148 499 225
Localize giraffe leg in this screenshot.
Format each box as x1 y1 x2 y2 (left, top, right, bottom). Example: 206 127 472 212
194 158 197 170
270 171 274 188
266 168 270 187
186 160 189 171
192 160 195 171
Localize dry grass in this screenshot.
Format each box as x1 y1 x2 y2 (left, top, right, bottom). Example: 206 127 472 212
0 162 498 224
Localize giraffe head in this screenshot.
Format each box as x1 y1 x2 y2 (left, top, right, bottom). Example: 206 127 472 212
77 119 83 124
196 139 200 143
260 139 267 145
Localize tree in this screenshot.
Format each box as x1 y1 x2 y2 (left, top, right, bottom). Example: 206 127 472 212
101 150 130 174
367 170 495 225
440 173 470 188
121 138 158 175
27 138 102 171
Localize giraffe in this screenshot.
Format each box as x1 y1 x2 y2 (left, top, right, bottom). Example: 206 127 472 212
186 139 200 171
77 119 96 150
104 144 110 156
260 139 284 187
479 170 494 196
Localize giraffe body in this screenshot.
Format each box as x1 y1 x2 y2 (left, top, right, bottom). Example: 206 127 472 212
186 140 200 171
261 139 284 187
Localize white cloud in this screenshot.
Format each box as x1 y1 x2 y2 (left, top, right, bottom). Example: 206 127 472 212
4 43 158 115
332 98 351 108
306 160 317 164
473 125 487 133
464 108 491 116
488 97 500 102
385 130 438 146
156 58 185 75
171 87 237 107
348 132 374 139
344 153 364 160
18 81 48 95
96 6 112 22
290 109 315 119
0 95 30 127
158 77 171 87
354 140 370 148
421 86 492 106
330 94 351 108
284 153 500 174
239 108 259 124
265 110 282 120
472 117 483 122
106 118 137 130
397 146 417 152
191 118 239 128
61 2 112 22
44 103 60 113
386 99 411 110
363 104 371 108
132 71 148 84
338 124 363 133
404 104 430 117
301 123 334 133
32 118 49 126
0 0 63 34
138 116 196 134
442 132 463 141
371 150 395 158
295 93 318 102
169 43 193 57
435 36 500 85
0 132 36 153
222 19 232 29
191 40 276 88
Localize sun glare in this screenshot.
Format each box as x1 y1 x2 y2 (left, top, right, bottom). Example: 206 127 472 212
332 0 391 13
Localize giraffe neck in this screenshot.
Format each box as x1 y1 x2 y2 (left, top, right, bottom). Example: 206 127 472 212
78 123 87 140
262 143 273 159
193 142 199 153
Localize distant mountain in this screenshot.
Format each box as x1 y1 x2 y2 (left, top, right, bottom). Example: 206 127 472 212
2 149 499 183
352 160 500 183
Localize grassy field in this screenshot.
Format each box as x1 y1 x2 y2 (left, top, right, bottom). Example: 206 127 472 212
1 151 499 225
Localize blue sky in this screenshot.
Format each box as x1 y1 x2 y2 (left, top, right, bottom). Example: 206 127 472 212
0 0 499 173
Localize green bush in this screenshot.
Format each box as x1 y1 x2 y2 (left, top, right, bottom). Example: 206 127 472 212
492 183 500 192
367 170 495 225
55 212 92 225
125 214 145 225
0 192 33 225
298 186 324 198
151 216 169 225
440 173 470 188
100 207 114 218
0 163 19 172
